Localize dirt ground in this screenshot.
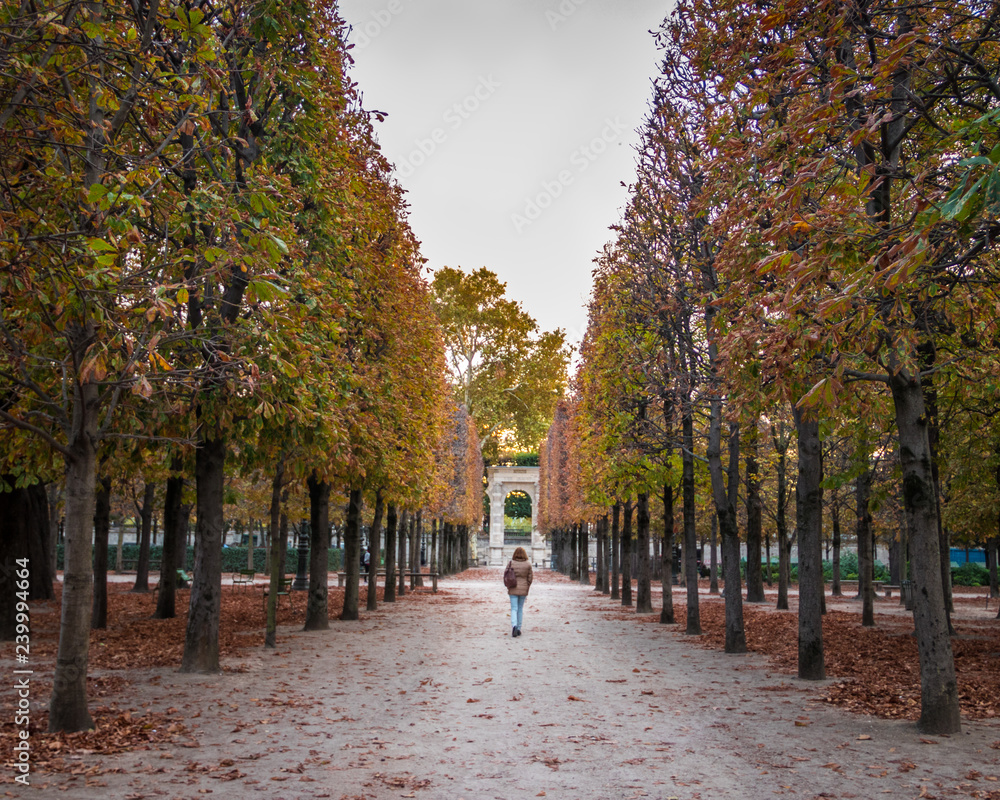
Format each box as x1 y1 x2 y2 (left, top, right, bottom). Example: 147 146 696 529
5 569 1000 800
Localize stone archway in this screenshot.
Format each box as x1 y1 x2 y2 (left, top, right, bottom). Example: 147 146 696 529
485 466 546 566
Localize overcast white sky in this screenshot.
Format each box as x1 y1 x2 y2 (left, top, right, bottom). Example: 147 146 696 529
338 0 670 351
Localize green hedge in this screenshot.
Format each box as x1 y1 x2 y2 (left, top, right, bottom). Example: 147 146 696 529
742 557 890 583
952 562 989 587
56 543 343 573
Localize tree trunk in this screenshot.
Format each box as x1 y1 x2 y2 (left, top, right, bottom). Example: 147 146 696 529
709 514 719 595
992 460 1000 599
397 510 407 597
745 422 764 603
47 482 61 586
304 473 330 630
794 406 825 680
621 500 633 607
708 391 746 654
48 381 99 733
154 462 184 620
611 503 620 600
857 463 875 626
661 484 675 624
580 523 591 585
384 504 398 602
92 475 111 630
368 490 384 612
594 517 605 592
831 493 842 596
988 535 999 600
278 498 289 578
181 436 226 674
773 426 790 611
636 495 652 612
132 482 155 593
682 407 701 632
341 487 362 621
602 515 611 595
889 368 961 734
430 518 438 577
265 459 285 648
919 343 955 629
568 525 579 581
461 524 470 571
410 510 422 588
0 482 55 640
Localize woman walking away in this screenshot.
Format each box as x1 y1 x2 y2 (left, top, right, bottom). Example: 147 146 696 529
507 546 533 637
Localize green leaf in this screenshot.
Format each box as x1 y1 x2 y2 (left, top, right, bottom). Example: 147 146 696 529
86 184 109 203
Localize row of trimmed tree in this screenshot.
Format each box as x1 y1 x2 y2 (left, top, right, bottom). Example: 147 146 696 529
0 0 482 733
540 0 1000 736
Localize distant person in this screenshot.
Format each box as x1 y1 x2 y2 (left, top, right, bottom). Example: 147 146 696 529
362 548 371 582
506 546 533 637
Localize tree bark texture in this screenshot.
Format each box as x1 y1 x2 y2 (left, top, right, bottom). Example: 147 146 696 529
132 482 155 593
0 482 55 640
708 404 745 653
773 427 791 611
91 475 111 630
636 495 652 613
398 510 409 596
181 436 226 673
621 500 633 607
661 485 675 624
857 463 875 626
304 473 331 631
682 410 701 632
611 504 620 600
341 487 363 621
49 380 99 732
368 490 384 611
794 407 825 681
889 369 961 734
265 460 285 648
745 423 764 603
154 461 184 620
384 504 398 603
831 494 842 596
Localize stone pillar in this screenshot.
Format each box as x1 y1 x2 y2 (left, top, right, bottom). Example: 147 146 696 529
530 484 545 567
489 478 504 567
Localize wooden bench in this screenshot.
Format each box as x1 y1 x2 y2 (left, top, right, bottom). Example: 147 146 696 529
337 571 438 593
263 576 295 611
882 584 901 598
232 568 256 590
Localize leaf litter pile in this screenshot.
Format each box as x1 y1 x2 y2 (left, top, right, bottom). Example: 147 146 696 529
5 572 1000 777
0 579 367 773
611 585 1000 722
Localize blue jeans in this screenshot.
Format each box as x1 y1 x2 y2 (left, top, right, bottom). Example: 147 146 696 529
510 594 526 630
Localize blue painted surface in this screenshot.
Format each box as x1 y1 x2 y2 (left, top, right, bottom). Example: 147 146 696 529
950 547 986 564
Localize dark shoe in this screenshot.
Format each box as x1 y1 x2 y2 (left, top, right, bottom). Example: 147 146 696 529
512 627 517 637
515 627 521 637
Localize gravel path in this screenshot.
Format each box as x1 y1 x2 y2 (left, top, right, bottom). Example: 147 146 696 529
21 570 1000 799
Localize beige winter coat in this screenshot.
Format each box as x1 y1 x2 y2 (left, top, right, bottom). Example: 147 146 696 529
507 557 533 597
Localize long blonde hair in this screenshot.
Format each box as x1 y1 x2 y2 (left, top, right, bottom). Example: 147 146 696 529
513 546 529 561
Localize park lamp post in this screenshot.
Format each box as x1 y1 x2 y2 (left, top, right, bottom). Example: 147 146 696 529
292 519 310 590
